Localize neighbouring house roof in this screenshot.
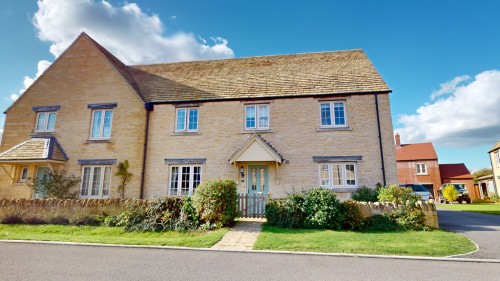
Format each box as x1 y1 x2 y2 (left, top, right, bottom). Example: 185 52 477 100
395 142 438 161
229 134 283 164
489 139 500 153
130 49 390 103
477 174 494 181
0 137 68 163
439 163 473 180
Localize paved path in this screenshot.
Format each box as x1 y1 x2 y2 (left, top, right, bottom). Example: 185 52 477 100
0 242 498 281
437 208 500 259
212 218 265 250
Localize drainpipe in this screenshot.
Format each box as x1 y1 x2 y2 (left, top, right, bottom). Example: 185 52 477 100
374 93 387 186
140 102 153 199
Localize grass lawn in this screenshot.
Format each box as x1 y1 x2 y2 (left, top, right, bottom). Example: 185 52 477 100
0 224 228 248
253 226 476 257
438 203 500 215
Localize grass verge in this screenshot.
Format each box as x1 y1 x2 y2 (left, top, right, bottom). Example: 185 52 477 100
0 224 228 248
438 203 500 215
253 226 476 257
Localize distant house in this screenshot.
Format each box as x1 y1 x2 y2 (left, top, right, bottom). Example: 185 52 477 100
477 174 497 198
439 163 477 199
488 140 500 197
394 133 441 198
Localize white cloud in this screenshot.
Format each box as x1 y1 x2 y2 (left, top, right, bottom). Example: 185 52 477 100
32 0 234 65
10 60 52 101
395 70 500 147
431 75 470 100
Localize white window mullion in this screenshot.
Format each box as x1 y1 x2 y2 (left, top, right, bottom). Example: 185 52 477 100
189 167 194 194
99 166 105 197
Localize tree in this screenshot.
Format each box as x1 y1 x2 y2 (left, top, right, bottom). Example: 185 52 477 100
115 160 133 199
472 168 493 183
28 169 80 199
442 184 458 203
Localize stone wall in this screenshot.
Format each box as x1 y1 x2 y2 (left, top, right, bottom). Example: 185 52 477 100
355 200 439 229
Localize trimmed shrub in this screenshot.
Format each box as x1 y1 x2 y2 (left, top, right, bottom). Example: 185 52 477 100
490 194 500 202
351 186 379 202
387 205 427 230
339 201 364 230
265 188 343 230
442 184 458 203
472 197 495 204
193 179 238 227
378 185 420 204
362 214 401 232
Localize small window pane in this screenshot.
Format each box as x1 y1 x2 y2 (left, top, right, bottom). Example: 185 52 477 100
320 164 330 186
102 110 112 138
181 166 190 195
334 102 345 125
170 167 179 195
91 111 102 138
91 167 102 196
260 168 265 191
102 167 112 196
258 105 269 128
81 167 91 196
20 167 29 181
188 108 198 130
193 166 201 191
332 164 343 186
346 164 356 185
320 103 331 126
36 113 47 131
251 168 257 191
176 109 186 131
246 106 256 128
47 113 56 131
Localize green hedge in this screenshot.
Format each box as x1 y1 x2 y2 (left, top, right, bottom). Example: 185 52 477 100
193 179 238 227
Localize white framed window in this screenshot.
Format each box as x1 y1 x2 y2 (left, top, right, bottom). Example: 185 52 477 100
320 101 347 127
319 163 357 188
35 112 57 132
495 151 500 167
19 166 29 182
80 166 112 198
416 163 427 175
169 165 202 196
176 108 199 132
245 104 269 129
90 109 113 139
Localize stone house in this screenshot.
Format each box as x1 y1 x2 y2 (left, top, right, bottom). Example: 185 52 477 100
395 134 441 198
488 140 500 197
0 32 397 200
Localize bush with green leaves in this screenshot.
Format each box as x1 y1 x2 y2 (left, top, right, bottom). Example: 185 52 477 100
265 188 344 230
442 184 459 203
387 205 427 230
351 186 379 202
377 185 421 204
490 194 500 202
339 201 364 230
28 169 80 199
193 179 238 227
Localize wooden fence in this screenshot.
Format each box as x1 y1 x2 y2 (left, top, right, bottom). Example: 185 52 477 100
238 193 267 218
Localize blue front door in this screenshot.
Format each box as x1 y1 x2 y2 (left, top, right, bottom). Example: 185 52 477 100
247 165 269 194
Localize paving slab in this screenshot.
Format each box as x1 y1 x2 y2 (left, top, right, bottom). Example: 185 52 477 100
212 218 265 250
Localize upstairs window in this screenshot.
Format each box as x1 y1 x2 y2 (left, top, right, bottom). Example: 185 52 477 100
245 104 269 129
176 108 199 132
416 163 427 175
35 112 57 132
320 101 346 127
90 110 113 139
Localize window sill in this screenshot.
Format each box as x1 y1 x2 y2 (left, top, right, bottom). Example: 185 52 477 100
171 131 201 136
85 139 112 144
30 131 56 137
316 126 351 132
241 129 273 134
325 187 357 192
416 173 429 176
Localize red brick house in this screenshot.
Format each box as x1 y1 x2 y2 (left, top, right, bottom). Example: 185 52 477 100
439 163 477 199
395 134 441 198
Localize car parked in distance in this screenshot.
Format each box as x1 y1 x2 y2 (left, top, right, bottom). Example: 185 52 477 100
438 184 471 204
399 184 433 201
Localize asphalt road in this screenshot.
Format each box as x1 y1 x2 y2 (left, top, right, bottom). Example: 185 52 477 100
0 242 498 281
438 208 500 259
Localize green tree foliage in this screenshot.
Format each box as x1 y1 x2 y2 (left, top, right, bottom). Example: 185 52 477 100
193 179 238 227
377 185 421 204
351 186 379 202
115 160 133 199
442 184 458 203
472 168 492 183
28 169 80 199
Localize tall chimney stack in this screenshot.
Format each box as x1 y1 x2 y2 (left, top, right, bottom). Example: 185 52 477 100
395 133 401 147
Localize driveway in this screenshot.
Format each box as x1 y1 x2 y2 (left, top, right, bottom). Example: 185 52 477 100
438 208 500 259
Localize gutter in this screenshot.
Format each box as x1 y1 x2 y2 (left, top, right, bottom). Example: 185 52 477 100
374 93 387 186
140 102 153 199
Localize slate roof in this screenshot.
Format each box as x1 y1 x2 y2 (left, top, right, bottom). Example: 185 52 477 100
0 137 68 162
489 139 500 153
130 49 390 102
395 142 438 161
439 163 472 179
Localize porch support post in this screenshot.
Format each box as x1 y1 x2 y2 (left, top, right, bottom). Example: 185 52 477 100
47 163 54 171
275 161 279 185
0 164 14 181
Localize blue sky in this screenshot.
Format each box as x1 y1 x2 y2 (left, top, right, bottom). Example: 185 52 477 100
1 0 499 171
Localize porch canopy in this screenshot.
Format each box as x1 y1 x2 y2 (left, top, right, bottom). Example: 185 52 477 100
0 137 68 180
229 134 284 183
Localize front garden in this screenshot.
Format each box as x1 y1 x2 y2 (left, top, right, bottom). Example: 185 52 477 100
438 202 500 215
